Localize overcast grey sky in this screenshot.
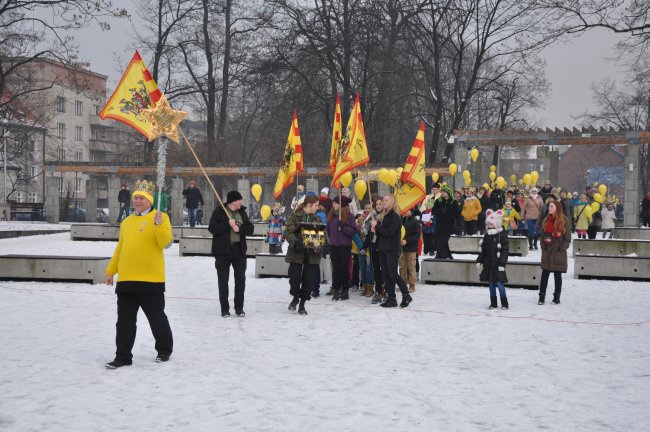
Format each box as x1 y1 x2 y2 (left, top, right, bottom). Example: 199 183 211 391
72 3 625 129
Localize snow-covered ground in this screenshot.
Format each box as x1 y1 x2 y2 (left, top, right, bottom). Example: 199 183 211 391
0 233 649 431
0 222 70 231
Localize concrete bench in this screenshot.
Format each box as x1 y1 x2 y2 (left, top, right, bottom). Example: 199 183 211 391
613 228 650 240
574 254 650 281
0 229 68 239
0 254 110 284
448 235 528 256
420 257 541 289
255 253 290 278
69 223 182 242
572 239 650 258
179 236 270 257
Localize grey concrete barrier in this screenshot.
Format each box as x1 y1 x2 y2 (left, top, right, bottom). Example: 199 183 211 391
69 223 182 242
179 236 270 257
574 254 650 281
421 257 541 289
572 239 650 258
0 229 68 239
613 228 650 240
253 223 267 236
255 253 290 278
0 254 111 284
448 235 528 256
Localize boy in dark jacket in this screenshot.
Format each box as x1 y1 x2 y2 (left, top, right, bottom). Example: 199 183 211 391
208 191 254 317
476 209 510 310
285 195 325 315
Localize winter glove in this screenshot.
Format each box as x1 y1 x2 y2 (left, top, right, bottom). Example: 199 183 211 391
498 266 505 271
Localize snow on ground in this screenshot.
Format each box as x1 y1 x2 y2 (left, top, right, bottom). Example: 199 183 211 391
0 222 70 231
1 233 649 431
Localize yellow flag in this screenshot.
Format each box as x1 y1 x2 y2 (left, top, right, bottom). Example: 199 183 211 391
331 94 370 188
395 122 426 215
329 95 342 178
274 112 304 199
99 51 162 140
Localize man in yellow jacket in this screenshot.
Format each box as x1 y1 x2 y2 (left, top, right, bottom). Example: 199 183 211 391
104 180 174 369
461 188 482 235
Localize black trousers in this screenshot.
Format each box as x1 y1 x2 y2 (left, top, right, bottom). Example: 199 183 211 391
115 292 173 362
587 226 599 239
370 247 383 292
330 245 351 291
215 244 247 314
380 250 409 300
289 258 318 300
422 233 435 255
351 254 360 287
539 269 562 297
465 220 478 236
434 234 452 259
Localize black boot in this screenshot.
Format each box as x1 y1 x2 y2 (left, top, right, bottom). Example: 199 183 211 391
538 293 545 305
340 289 349 301
552 293 561 305
500 296 509 310
326 288 334 296
288 296 299 311
380 297 398 308
489 295 498 309
332 289 340 301
533 238 539 250
298 298 308 315
528 238 533 250
399 294 413 308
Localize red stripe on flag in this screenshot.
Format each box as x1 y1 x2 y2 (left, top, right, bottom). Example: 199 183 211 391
149 89 162 104
335 113 341 122
143 69 153 81
406 155 417 165
294 127 300 137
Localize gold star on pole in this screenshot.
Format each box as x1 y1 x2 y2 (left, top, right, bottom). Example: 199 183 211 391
141 94 188 143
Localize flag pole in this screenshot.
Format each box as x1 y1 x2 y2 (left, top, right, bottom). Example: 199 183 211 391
178 126 231 219
155 136 167 213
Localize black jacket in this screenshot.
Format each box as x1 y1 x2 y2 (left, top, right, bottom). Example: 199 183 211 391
118 189 131 205
183 187 204 209
476 230 509 283
375 209 402 252
431 197 455 236
208 206 254 256
488 189 505 211
401 215 421 253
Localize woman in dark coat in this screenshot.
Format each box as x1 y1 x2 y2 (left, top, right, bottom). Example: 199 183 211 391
325 196 358 301
476 209 510 309
538 200 571 305
370 194 412 308
431 185 456 259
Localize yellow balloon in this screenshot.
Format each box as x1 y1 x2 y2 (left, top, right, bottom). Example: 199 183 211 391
260 205 271 221
590 202 600 212
496 176 506 188
489 172 496 181
378 168 389 184
598 184 607 195
462 169 471 179
593 193 604 203
354 180 367 201
388 169 399 186
510 174 517 184
251 184 262 202
441 182 447 186
531 171 539 186
470 148 479 162
584 205 594 218
464 176 472 186
340 171 353 188
519 179 524 186
482 183 490 190
449 163 458 176
401 225 406 241
432 172 439 183
490 165 497 173
396 167 403 176
523 173 532 186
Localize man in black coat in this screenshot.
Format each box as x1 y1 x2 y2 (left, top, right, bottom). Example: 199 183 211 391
431 185 456 259
117 183 131 223
183 180 204 227
208 191 254 317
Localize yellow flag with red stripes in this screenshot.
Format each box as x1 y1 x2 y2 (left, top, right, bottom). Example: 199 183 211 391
329 95 342 178
274 112 304 199
395 122 426 215
99 51 162 140
331 94 370 188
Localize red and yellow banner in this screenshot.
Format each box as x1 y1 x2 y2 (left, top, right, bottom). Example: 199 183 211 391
331 94 369 188
396 122 426 215
329 95 342 178
273 112 304 199
99 50 162 140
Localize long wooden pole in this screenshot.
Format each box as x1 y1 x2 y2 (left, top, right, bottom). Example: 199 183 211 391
178 127 231 218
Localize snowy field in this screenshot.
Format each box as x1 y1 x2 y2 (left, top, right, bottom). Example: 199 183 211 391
0 232 649 431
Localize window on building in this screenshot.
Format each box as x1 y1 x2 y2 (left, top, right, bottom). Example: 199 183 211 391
28 192 37 203
93 129 100 140
30 166 37 178
29 140 35 151
57 123 66 139
75 101 83 116
16 192 24 203
75 152 82 162
75 126 83 141
57 149 65 161
56 97 66 113
76 178 82 193
91 152 103 163
94 104 100 115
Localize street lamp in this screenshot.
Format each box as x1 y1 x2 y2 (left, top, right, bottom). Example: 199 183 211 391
1 118 9 203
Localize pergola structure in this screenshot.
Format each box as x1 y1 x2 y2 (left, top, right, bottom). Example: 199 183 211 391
452 127 648 227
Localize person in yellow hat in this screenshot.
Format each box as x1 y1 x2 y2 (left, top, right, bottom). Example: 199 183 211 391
104 179 174 369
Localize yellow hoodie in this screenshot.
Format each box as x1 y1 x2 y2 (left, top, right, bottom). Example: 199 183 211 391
106 210 173 282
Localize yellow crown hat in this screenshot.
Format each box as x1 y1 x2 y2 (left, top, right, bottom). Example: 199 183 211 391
133 180 155 204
